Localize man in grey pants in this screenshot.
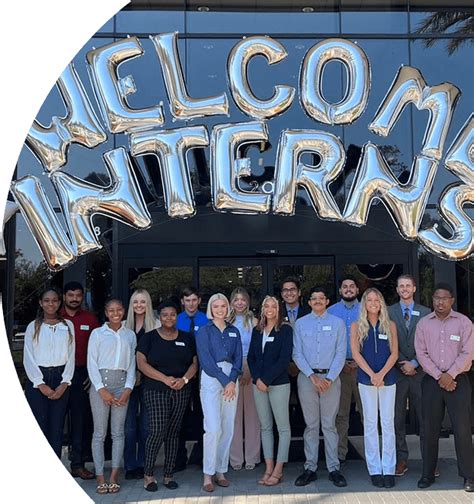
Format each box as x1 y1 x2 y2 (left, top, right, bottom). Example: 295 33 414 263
388 274 430 477
293 286 348 488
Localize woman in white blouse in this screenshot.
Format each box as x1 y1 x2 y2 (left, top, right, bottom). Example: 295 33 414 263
24 287 75 459
228 287 260 471
87 299 136 495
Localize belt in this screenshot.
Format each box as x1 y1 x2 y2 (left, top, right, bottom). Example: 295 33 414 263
312 368 329 374
39 365 65 371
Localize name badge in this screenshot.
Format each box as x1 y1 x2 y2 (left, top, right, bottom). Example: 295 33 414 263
450 335 461 342
379 334 388 340
194 326 199 332
229 332 237 338
267 337 275 342
323 326 332 331
80 324 89 330
175 341 185 346
411 310 420 317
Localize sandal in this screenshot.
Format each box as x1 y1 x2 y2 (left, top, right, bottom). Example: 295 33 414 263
265 474 283 486
214 476 230 487
202 482 215 492
107 482 121 493
258 472 272 485
232 464 243 471
245 463 255 470
96 483 108 494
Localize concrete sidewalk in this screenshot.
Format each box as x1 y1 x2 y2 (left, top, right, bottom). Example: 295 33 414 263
68 436 474 503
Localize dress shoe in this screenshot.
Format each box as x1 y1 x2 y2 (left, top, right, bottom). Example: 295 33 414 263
214 476 230 487
395 460 408 476
294 469 317 486
464 479 474 492
71 467 95 480
163 480 179 490
384 475 395 488
144 480 158 492
135 467 144 479
417 476 435 489
371 474 384 488
329 470 347 487
125 469 136 480
338 458 347 468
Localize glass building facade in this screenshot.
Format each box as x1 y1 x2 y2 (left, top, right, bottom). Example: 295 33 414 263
2 2 473 414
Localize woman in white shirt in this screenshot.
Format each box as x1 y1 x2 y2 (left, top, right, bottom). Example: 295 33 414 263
24 287 75 459
228 287 260 471
87 299 136 495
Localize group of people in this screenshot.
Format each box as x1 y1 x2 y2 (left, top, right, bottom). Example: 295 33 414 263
22 274 474 495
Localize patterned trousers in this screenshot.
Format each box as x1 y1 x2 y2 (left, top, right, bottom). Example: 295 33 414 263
143 386 191 477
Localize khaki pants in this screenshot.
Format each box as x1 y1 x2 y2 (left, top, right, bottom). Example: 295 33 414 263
336 368 363 460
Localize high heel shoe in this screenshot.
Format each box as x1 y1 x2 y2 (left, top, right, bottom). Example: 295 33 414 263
258 472 272 485
264 473 283 486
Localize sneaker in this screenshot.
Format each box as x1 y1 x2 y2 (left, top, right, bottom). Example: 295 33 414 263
395 460 408 476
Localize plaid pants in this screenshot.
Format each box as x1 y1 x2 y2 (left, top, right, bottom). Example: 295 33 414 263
143 386 191 477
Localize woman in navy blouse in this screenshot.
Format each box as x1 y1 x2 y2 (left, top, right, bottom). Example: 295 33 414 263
247 296 293 486
196 293 242 492
351 288 398 489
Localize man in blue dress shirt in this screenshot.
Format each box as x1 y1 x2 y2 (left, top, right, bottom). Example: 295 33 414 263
175 287 209 470
293 286 348 488
327 275 363 465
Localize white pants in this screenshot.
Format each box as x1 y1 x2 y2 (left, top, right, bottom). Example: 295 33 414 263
200 362 239 475
358 383 396 475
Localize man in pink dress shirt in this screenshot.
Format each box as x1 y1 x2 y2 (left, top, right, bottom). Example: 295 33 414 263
415 283 474 492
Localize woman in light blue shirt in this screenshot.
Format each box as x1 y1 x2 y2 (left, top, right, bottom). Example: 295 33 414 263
196 293 242 492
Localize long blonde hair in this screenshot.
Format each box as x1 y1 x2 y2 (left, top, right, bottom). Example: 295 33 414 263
257 295 284 332
356 288 393 349
125 289 158 333
227 287 254 329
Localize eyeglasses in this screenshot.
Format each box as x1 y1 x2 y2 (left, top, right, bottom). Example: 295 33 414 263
282 288 298 294
433 296 453 301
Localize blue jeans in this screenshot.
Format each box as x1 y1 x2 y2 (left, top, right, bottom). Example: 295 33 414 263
124 384 149 471
25 365 70 458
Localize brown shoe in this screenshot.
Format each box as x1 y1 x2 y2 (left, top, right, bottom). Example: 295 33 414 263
395 460 408 477
214 476 230 487
202 482 215 492
71 467 95 480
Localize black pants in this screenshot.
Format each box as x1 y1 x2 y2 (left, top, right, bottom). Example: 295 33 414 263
176 376 204 466
144 386 191 477
68 366 93 469
25 365 69 458
421 373 473 480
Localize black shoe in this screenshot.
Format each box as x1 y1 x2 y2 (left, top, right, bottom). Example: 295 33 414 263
464 479 474 492
144 481 158 492
383 475 395 488
329 470 347 487
294 469 317 486
417 476 435 489
164 480 179 490
135 467 144 479
338 458 347 468
125 469 136 480
371 475 384 488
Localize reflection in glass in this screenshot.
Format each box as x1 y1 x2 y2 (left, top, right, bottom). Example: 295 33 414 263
129 266 193 307
199 265 262 310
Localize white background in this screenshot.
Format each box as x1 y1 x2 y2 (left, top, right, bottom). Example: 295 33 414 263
0 1 126 502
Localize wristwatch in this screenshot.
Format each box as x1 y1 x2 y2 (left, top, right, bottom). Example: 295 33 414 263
182 376 189 384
